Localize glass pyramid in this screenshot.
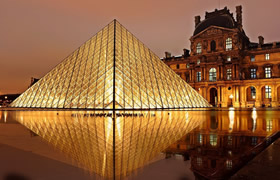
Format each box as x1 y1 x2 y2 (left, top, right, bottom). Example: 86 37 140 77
11 20 210 109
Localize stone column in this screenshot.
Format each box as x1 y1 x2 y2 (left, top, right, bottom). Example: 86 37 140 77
240 86 246 108
217 86 221 107
221 86 228 107
271 85 279 107
204 68 207 81
255 86 262 108
220 66 224 80
216 66 220 81
236 64 239 79
234 86 240 107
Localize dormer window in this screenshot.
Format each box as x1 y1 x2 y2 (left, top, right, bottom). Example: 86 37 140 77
265 53 270 60
226 38 232 51
196 43 202 54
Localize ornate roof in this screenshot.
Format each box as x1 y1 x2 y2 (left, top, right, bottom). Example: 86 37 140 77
193 8 237 36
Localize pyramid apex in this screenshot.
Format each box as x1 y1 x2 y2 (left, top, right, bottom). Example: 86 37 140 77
11 20 211 109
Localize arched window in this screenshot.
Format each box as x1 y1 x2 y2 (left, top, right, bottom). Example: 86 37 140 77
196 43 202 54
211 40 216 51
209 68 217 82
226 38 232 51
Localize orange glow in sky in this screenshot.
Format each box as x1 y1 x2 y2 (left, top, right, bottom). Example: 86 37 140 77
1 0 280 94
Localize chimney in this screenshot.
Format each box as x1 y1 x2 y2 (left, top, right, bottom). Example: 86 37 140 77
165 52 171 58
183 49 190 57
195 16 201 27
258 36 264 47
236 5 242 28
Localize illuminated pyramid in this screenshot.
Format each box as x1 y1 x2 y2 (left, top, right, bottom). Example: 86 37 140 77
11 20 210 109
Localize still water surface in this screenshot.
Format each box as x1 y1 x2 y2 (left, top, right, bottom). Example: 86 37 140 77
0 109 279 180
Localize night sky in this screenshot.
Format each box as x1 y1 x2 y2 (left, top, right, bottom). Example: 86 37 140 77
1 0 280 94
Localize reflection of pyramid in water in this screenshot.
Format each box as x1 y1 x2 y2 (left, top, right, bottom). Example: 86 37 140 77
11 20 210 109
14 110 205 179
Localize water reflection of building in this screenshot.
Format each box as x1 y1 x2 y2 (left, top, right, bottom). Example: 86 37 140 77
166 110 280 179
162 6 280 108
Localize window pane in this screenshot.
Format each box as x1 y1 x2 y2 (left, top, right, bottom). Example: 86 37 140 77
266 53 270 60
265 67 271 78
251 69 257 79
196 43 202 54
226 38 232 51
227 69 232 80
265 85 272 98
209 68 217 82
197 72 201 82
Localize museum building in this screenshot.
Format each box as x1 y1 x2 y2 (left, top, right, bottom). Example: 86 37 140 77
162 6 280 107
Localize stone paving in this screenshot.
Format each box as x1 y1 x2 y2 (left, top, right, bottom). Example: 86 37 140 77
231 138 280 180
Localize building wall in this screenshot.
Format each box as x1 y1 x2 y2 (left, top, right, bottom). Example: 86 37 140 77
163 7 280 108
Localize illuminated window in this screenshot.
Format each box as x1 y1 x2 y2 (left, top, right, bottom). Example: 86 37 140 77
209 68 217 82
226 160 233 169
265 53 270 60
197 72 201 82
226 38 232 51
265 67 271 78
227 69 232 80
197 157 202 166
197 134 203 144
251 55 255 62
210 134 217 146
250 68 257 79
196 43 202 54
176 64 180 69
266 119 273 132
265 85 272 98
227 56 231 61
197 59 200 65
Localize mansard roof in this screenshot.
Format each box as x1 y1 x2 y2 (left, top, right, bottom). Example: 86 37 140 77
194 7 237 36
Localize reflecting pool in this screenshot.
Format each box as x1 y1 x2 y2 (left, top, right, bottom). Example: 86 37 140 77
0 109 280 180
0 110 206 180
166 109 280 179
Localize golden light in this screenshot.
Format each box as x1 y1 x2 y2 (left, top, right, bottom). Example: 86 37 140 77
12 110 206 179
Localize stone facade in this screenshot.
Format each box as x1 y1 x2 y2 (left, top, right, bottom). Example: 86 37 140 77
162 6 280 108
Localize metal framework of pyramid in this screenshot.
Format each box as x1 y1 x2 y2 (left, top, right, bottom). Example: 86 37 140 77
11 20 210 109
